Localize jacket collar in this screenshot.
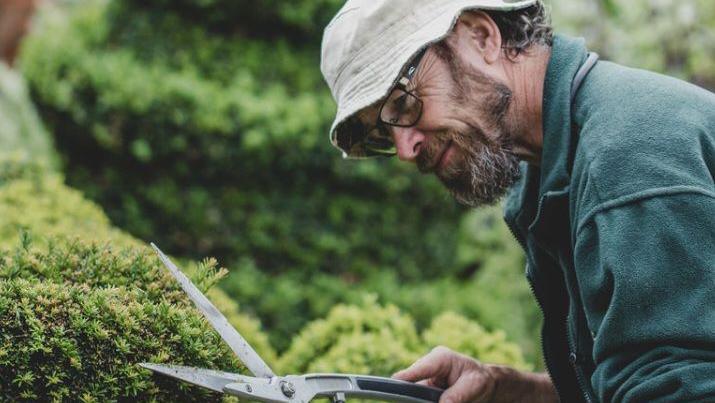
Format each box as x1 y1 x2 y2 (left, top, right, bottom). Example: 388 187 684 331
504 35 590 239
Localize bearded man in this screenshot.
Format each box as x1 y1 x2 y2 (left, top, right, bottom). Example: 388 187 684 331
320 1 715 402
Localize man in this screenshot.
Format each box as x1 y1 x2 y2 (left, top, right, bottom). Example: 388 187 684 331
321 0 715 402
0 0 37 67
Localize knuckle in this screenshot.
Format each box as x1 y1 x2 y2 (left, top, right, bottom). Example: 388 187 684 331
431 345 453 357
432 345 450 352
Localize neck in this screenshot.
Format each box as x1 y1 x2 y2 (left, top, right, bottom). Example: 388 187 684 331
504 45 551 166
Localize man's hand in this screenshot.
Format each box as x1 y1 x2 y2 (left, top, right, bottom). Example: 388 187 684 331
392 346 558 403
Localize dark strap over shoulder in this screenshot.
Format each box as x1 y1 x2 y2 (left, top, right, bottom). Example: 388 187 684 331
571 52 599 102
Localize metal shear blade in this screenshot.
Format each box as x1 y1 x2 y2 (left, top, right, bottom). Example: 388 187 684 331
150 243 275 379
139 363 245 393
139 363 290 402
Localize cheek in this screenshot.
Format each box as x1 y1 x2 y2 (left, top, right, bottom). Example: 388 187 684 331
419 99 471 135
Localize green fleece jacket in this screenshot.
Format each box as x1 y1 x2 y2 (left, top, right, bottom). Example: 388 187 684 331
503 35 715 402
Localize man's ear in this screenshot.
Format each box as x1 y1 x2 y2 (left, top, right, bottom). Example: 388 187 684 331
454 11 503 64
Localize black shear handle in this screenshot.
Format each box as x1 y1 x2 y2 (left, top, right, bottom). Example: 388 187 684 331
355 377 443 402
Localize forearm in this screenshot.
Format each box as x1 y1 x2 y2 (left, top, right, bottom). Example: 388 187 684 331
488 365 558 403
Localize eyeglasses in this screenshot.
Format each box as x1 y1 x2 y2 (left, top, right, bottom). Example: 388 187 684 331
364 48 428 156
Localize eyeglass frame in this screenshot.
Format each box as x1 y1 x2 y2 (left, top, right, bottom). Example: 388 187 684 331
363 47 429 156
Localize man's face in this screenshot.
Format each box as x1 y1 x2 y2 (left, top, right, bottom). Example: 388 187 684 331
363 42 521 207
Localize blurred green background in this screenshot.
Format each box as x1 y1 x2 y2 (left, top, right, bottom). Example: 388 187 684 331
0 0 712 400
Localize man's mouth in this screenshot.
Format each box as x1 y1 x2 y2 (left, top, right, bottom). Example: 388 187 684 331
434 140 454 173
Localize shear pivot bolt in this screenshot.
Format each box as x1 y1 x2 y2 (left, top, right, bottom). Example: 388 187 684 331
245 384 253 393
280 381 295 398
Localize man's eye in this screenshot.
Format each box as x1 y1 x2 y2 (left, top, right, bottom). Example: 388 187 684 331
393 94 408 112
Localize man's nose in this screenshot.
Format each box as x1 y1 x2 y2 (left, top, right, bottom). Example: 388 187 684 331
392 126 425 162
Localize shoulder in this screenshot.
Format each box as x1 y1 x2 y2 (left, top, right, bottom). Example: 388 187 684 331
570 61 715 206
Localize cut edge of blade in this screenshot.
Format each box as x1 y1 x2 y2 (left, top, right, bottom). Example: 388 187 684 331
139 363 242 393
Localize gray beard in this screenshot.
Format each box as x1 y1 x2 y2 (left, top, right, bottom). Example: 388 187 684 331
440 134 521 207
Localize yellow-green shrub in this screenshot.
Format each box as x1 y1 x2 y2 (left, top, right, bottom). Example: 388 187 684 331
278 298 529 378
422 312 532 371
278 297 422 376
0 167 137 250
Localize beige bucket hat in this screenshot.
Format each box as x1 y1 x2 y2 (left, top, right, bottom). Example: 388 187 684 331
321 0 537 158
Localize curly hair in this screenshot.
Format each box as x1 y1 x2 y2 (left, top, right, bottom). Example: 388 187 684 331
484 1 553 59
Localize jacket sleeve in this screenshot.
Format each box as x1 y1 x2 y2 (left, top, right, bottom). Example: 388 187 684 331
573 189 715 403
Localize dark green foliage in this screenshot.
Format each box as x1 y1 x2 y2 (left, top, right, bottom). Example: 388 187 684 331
21 0 465 283
221 207 542 363
120 0 344 42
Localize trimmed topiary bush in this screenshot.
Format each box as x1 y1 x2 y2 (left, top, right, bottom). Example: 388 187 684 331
0 240 244 402
0 280 235 402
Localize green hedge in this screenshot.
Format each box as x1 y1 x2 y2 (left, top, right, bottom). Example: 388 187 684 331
422 312 531 371
21 0 465 283
0 280 234 402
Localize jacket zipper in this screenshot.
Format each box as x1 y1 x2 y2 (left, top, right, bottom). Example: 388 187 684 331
504 220 561 398
505 216 593 403
566 311 595 403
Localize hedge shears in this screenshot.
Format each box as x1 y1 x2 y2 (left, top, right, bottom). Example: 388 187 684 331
140 244 443 402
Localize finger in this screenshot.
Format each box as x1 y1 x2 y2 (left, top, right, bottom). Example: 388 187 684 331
439 371 494 403
392 347 452 382
416 379 438 388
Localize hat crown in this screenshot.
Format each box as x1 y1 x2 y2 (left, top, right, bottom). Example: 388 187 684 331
321 0 418 100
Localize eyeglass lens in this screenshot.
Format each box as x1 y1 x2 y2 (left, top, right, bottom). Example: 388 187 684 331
380 88 422 127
